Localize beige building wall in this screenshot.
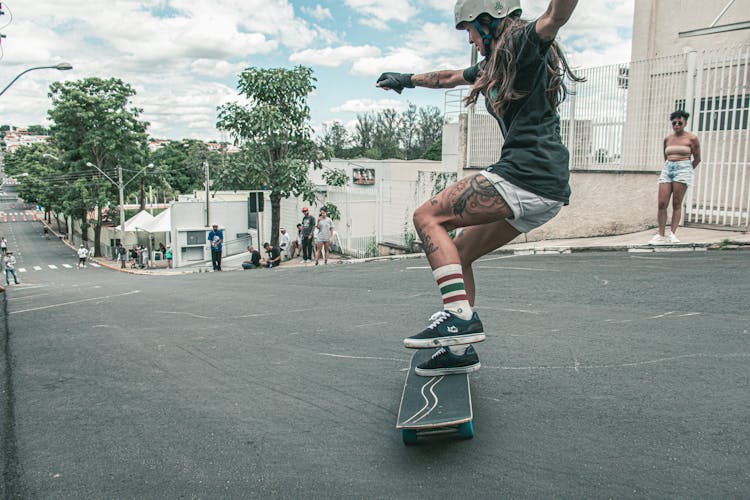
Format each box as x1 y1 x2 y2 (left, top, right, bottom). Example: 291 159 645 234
632 0 749 60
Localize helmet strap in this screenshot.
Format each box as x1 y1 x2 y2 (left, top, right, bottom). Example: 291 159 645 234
471 18 501 56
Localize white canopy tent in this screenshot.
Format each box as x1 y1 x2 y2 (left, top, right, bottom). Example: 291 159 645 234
140 207 171 233
115 210 155 232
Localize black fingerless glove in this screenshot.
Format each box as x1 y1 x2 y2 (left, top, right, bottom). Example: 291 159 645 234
376 72 415 94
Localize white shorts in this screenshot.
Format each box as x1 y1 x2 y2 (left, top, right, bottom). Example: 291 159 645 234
480 170 564 233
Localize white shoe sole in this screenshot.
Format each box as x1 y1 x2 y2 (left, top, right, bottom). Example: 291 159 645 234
416 362 481 377
403 332 486 349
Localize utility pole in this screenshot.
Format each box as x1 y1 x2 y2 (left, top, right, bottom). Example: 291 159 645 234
204 160 210 227
118 165 126 248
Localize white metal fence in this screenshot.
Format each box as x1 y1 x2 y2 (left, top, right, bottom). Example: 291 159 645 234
446 44 750 229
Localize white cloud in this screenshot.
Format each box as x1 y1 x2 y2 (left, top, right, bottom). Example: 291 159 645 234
301 5 333 21
345 0 419 24
350 48 433 76
290 45 381 67
331 98 407 114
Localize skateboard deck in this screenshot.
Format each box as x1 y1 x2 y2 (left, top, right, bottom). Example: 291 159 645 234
396 349 474 444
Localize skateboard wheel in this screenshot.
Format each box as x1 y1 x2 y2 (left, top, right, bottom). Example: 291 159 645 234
402 429 418 445
457 421 474 439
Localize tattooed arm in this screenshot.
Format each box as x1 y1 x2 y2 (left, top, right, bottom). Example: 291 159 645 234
411 70 469 89
536 0 578 41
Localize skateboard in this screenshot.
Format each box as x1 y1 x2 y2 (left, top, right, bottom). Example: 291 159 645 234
396 349 474 445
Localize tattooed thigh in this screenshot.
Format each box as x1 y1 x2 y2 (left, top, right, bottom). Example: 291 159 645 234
437 174 513 225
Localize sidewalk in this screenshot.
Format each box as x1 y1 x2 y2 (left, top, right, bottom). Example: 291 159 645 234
86 226 749 275
498 226 750 255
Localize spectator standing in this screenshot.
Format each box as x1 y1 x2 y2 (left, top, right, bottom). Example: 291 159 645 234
1 237 7 255
165 245 173 268
117 243 127 269
4 251 19 285
208 224 224 271
279 227 290 259
300 207 315 263
76 244 89 269
130 245 139 268
315 207 334 265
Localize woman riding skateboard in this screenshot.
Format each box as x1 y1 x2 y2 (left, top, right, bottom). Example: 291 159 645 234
377 0 582 376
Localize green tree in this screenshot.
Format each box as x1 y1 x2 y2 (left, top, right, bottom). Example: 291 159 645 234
320 121 351 159
149 139 218 198
47 77 149 253
216 66 323 247
416 106 444 158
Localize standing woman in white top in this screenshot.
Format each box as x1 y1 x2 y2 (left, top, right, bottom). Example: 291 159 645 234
651 110 702 244
314 207 334 265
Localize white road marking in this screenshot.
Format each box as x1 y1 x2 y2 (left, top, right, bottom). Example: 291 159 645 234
62 264 73 269
317 352 405 362
474 265 559 272
48 265 58 269
89 262 101 268
33 266 42 271
18 268 26 273
9 290 141 315
482 352 750 372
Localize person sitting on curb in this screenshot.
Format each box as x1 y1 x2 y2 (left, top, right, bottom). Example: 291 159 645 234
242 245 262 270
261 242 282 268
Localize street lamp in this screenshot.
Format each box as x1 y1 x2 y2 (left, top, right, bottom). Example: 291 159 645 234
85 161 153 249
0 62 73 97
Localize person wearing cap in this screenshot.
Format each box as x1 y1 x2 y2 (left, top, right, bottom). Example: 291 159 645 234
207 224 224 271
4 251 18 285
279 227 291 260
300 207 316 263
76 244 89 269
376 0 581 376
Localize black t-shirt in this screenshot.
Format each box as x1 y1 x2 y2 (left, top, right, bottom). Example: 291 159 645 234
266 246 281 266
250 250 261 266
463 20 570 204
301 215 316 237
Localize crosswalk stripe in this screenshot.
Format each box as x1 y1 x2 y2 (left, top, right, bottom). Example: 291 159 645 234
18 268 26 273
48 264 58 269
62 264 72 268
33 266 42 271
89 262 101 268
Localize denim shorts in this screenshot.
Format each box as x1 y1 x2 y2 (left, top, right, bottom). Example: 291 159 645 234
659 160 694 186
480 170 564 233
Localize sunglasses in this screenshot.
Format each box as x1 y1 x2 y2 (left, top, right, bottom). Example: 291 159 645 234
671 120 684 126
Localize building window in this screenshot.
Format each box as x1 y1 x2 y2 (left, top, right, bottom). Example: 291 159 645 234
678 95 750 131
352 168 375 185
186 231 205 245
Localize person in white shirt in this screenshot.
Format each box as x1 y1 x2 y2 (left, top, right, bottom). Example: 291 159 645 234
279 227 290 259
4 252 19 285
76 244 89 269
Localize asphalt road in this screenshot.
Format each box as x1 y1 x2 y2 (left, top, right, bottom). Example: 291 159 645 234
1 192 749 498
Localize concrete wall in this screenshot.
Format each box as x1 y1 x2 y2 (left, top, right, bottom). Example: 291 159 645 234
522 170 660 242
632 0 749 60
169 200 249 267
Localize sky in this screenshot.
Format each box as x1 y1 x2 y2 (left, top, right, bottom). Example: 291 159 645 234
0 0 634 141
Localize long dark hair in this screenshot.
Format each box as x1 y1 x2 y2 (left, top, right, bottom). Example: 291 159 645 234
464 13 584 117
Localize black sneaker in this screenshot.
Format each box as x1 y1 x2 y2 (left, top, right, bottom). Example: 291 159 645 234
404 311 485 349
415 345 481 376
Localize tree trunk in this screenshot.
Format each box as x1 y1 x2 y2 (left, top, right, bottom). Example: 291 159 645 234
55 212 63 234
140 178 146 210
94 205 103 257
81 208 89 243
270 192 281 248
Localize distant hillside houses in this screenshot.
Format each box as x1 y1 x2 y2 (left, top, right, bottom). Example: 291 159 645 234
3 128 50 153
1 128 240 155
